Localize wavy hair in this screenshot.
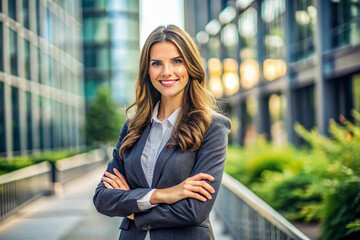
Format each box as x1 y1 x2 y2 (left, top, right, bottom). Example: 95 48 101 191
119 25 218 159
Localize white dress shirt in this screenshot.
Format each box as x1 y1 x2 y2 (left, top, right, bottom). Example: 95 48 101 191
136 101 180 240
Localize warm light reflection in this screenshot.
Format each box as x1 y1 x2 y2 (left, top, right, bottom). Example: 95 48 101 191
208 58 222 77
208 58 223 98
240 59 259 89
263 59 287 81
223 59 239 96
209 77 223 98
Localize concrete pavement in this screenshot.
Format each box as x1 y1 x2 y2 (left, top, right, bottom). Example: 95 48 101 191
0 164 232 240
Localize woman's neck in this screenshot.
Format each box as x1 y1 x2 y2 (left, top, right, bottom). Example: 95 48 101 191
157 97 182 121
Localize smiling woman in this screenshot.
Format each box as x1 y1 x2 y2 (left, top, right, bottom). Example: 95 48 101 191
93 25 231 240
148 42 189 117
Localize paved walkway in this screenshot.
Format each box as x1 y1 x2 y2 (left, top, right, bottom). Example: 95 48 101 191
0 165 232 240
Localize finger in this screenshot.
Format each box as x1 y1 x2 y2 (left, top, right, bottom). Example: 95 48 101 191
191 173 214 182
113 168 130 190
192 180 215 194
103 181 114 189
186 185 212 200
102 176 120 189
105 171 124 189
185 190 207 202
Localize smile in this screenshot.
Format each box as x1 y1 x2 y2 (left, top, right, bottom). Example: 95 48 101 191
160 79 178 87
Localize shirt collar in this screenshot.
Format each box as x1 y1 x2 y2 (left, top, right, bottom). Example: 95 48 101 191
151 101 181 126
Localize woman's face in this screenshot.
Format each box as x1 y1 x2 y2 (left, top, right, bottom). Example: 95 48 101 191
148 41 189 103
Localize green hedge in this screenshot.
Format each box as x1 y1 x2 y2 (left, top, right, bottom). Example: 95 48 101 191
0 150 84 175
225 111 360 240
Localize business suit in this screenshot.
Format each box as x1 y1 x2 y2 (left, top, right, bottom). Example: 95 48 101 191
93 114 231 240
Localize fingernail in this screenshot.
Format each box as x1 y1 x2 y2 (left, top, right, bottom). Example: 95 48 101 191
211 189 215 193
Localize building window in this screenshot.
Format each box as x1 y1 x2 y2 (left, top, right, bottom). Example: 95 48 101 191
12 87 20 152
8 0 17 21
261 0 286 60
23 0 30 29
26 91 32 150
0 82 5 153
330 0 360 48
36 0 41 36
0 22 3 72
38 95 44 149
10 29 18 76
37 48 42 83
244 95 258 145
291 0 316 61
261 0 287 81
269 93 287 145
24 39 31 80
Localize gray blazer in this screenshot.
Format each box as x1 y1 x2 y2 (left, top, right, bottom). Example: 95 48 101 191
93 114 231 240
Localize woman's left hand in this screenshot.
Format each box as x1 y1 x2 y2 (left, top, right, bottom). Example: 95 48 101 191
102 168 134 220
102 168 130 190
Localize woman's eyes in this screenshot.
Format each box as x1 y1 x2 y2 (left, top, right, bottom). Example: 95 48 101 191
173 59 183 64
151 61 161 66
150 59 183 66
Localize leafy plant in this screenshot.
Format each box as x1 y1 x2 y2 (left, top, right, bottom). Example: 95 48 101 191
85 86 125 145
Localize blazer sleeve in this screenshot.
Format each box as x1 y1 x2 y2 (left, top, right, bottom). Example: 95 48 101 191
93 121 153 217
133 114 231 230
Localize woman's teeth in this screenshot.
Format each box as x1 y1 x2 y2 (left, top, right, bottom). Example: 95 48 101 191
161 80 176 85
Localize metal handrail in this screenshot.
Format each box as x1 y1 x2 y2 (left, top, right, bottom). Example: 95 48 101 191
0 148 109 222
214 173 311 240
0 162 51 221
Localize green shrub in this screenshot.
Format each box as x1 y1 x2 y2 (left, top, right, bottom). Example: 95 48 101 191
0 149 84 175
321 179 360 240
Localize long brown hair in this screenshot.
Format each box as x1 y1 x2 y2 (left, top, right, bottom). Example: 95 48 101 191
119 25 218 159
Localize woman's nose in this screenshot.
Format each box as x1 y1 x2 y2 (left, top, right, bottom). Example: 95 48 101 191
161 63 172 77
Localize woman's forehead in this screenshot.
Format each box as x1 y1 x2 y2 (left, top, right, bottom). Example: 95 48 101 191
149 42 182 58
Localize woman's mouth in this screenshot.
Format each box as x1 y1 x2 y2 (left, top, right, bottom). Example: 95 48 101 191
160 79 178 87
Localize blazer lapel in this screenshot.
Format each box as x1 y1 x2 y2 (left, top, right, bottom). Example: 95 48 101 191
129 123 152 188
151 140 177 188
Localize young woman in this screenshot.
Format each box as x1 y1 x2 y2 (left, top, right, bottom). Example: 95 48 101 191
93 25 231 240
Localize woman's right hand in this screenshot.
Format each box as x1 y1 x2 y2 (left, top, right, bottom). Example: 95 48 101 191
150 173 215 205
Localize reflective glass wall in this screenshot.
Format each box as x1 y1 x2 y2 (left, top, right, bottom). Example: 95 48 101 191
185 0 360 146
0 0 84 157
82 0 140 105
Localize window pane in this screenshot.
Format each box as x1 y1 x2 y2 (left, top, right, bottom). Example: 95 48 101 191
24 39 31 80
38 95 44 149
26 91 32 149
269 93 287 145
8 0 16 20
12 87 20 152
10 29 18 76
291 0 316 61
0 22 3 71
330 0 360 48
23 0 30 29
0 82 5 153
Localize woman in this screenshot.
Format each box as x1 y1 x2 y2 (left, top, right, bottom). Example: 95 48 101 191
93 25 231 240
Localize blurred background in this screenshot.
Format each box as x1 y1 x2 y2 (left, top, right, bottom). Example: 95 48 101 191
0 0 360 240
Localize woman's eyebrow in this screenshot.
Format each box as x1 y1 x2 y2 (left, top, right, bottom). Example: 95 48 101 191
150 56 182 61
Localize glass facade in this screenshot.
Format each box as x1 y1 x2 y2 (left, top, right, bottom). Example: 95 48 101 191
0 0 84 157
291 0 316 61
0 82 5 153
330 0 360 48
82 0 140 105
261 0 286 60
186 0 360 146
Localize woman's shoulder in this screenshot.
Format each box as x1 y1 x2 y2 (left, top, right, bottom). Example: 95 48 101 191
209 112 231 132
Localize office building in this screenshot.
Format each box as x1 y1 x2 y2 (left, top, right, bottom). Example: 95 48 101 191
82 0 140 105
185 0 360 146
0 0 84 158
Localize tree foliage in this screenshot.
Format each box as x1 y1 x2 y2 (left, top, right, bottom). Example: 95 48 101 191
86 86 125 145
